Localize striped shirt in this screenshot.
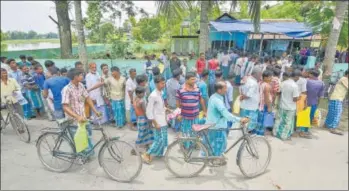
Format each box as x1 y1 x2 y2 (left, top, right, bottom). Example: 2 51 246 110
176 84 201 120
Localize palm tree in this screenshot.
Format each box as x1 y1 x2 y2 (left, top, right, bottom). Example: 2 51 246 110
322 1 348 76
74 0 88 70
155 1 261 53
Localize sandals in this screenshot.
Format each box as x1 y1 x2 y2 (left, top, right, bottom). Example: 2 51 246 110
299 132 312 139
330 129 344 136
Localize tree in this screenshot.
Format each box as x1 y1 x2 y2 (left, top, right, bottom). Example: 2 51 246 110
53 0 73 58
27 30 38 39
322 1 349 76
74 0 88 70
99 22 116 43
138 17 162 42
156 1 262 53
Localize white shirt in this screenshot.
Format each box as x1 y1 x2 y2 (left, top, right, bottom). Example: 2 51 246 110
1 63 10 72
85 72 105 106
241 61 255 77
125 77 137 110
160 54 168 67
240 76 260 110
296 77 307 93
146 89 167 127
221 55 231 67
280 79 299 111
180 65 187 75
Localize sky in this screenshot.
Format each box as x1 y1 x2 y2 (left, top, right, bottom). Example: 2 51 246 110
0 1 278 34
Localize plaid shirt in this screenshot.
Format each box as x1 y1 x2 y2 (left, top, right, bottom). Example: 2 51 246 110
61 82 89 119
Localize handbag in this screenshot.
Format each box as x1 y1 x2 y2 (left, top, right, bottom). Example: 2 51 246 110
296 107 311 128
233 95 241 114
263 112 275 127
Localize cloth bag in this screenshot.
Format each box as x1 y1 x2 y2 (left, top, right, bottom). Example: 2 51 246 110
233 95 241 114
263 112 275 127
74 122 89 153
296 107 311 128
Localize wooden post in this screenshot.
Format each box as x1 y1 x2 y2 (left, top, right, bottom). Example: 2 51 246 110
220 32 223 48
246 34 250 53
228 32 232 50
290 37 295 55
259 33 264 57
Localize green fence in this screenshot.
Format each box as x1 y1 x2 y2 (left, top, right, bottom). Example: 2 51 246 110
0 45 110 59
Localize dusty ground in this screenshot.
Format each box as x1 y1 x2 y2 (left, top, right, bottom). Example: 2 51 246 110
1 117 348 190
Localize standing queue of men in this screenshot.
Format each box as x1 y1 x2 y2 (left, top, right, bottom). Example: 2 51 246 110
1 50 348 166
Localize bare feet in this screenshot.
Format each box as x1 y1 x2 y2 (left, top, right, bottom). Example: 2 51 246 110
141 153 152 164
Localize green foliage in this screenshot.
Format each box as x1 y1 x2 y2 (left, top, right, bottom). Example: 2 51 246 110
99 23 116 43
305 1 348 48
107 33 130 58
260 2 305 22
3 30 58 40
138 17 162 42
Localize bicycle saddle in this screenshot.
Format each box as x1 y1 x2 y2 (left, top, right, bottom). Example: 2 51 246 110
192 124 215 132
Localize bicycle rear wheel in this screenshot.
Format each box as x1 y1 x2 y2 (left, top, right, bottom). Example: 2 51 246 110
98 139 142 182
10 113 30 143
165 139 208 178
237 136 271 178
36 132 75 172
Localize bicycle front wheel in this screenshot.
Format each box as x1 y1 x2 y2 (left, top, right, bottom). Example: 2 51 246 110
237 136 272 178
10 113 30 143
36 132 75 172
98 139 142 182
165 139 208 178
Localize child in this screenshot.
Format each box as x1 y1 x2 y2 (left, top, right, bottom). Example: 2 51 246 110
60 68 68 77
133 86 154 152
20 65 44 118
33 65 46 91
197 69 209 109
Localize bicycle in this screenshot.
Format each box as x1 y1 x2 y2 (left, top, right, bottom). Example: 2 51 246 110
0 95 30 143
165 122 272 178
36 117 142 182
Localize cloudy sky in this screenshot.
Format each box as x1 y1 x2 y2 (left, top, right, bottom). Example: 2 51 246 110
1 1 278 34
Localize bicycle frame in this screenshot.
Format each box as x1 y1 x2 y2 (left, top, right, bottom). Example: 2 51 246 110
1 101 17 128
178 125 259 162
48 122 122 163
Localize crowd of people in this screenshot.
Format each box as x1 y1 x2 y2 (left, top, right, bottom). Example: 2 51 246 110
0 49 348 165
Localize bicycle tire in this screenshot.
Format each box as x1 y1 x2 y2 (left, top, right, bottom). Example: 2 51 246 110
10 113 30 143
165 139 208 178
98 139 142 182
237 136 271 178
36 132 75 172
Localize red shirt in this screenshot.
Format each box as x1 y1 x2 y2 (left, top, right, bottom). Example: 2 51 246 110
196 59 206 75
208 59 219 70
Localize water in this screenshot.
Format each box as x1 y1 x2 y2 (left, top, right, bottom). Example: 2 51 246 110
6 42 60 51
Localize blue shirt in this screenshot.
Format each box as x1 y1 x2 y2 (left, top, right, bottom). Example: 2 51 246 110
33 72 46 90
9 69 22 85
43 76 70 110
197 80 208 101
206 93 241 130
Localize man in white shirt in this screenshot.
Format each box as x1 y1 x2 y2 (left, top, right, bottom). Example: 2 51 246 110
86 63 108 124
273 71 299 141
234 52 248 85
125 68 137 130
220 51 231 79
0 57 10 72
141 75 168 164
239 67 262 132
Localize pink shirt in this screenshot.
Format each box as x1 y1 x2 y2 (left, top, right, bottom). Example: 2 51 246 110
62 82 89 120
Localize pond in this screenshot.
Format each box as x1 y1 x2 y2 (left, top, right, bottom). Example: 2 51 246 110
6 42 60 51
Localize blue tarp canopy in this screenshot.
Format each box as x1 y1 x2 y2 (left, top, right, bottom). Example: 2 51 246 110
210 20 313 38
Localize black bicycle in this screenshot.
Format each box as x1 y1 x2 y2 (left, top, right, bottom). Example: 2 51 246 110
0 95 30 143
36 118 142 182
165 122 272 178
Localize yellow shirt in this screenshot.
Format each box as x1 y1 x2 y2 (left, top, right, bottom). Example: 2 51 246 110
106 76 125 100
1 78 21 104
330 77 348 101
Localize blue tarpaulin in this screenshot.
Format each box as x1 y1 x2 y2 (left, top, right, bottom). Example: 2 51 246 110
210 20 313 38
